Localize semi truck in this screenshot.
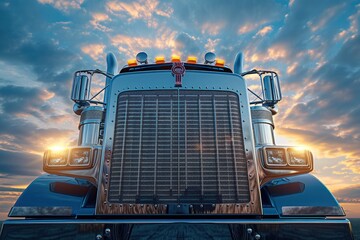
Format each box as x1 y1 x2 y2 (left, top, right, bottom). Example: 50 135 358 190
0 51 354 239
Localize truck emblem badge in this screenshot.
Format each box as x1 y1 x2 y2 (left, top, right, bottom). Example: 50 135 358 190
171 62 185 87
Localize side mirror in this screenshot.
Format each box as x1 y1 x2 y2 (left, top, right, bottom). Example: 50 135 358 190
71 71 92 103
262 73 282 107
242 69 282 108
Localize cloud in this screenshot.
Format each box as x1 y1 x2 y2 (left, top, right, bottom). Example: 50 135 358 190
205 38 221 52
90 13 111 32
340 159 360 174
254 26 273 37
81 43 106 61
0 85 56 120
0 150 42 176
0 2 80 98
172 0 283 36
273 0 348 58
174 32 201 57
37 0 84 11
111 29 177 58
201 22 225 36
333 184 360 203
106 0 173 28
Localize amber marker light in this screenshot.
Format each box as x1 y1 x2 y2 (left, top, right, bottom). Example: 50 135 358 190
171 55 181 62
127 59 137 66
215 59 225 66
187 56 197 64
155 56 165 64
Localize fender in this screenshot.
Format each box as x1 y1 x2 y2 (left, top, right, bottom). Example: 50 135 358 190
9 174 96 217
262 174 345 217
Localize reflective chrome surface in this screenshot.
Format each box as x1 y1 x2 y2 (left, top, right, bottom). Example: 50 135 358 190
233 52 243 74
71 72 91 102
44 146 102 185
104 53 118 104
204 52 216 64
109 90 250 206
96 70 262 215
251 106 275 145
256 146 313 184
78 106 104 146
9 206 73 217
136 52 148 64
282 206 345 216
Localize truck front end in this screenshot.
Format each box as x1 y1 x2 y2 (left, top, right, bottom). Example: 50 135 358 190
0 52 354 239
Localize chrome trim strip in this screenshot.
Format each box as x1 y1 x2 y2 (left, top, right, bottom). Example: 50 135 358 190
9 207 73 217
3 218 351 225
282 206 345 216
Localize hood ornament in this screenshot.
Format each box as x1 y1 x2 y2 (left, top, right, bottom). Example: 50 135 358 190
171 62 185 87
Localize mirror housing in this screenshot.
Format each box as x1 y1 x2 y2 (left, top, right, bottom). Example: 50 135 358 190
262 73 281 107
71 71 92 103
242 69 282 108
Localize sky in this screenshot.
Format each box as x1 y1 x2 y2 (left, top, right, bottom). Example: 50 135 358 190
0 0 359 219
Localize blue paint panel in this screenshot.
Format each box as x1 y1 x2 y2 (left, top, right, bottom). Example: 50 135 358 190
13 174 95 216
263 174 343 216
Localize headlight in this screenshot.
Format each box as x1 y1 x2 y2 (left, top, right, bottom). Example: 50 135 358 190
287 148 308 166
265 148 287 166
45 149 68 166
262 146 312 169
44 147 94 169
69 148 91 166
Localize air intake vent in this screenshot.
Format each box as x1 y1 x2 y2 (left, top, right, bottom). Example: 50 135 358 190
108 90 250 205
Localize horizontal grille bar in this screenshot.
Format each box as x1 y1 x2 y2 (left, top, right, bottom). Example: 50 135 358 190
109 90 250 204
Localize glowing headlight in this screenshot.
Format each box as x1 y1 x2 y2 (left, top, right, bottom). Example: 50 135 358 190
44 147 93 169
69 148 91 166
262 146 313 170
265 148 287 166
288 148 308 166
45 149 68 166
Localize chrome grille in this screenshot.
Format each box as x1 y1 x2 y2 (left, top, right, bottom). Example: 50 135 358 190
109 90 250 204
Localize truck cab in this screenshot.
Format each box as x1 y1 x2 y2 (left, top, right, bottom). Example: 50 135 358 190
0 52 354 239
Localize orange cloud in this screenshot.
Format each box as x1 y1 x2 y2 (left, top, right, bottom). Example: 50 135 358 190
111 30 177 58
90 13 111 32
254 25 273 37
81 44 106 61
245 45 288 63
106 0 173 28
341 159 360 174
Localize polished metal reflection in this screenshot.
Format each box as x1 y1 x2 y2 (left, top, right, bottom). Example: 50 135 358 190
71 73 91 102
251 106 275 145
204 52 216 64
96 71 262 215
9 206 73 217
282 206 345 216
233 52 243 74
78 106 104 146
136 52 148 64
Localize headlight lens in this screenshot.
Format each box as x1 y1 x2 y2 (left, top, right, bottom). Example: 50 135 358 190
262 146 312 169
46 149 68 166
69 148 91 166
288 148 308 166
265 148 287 165
44 147 93 169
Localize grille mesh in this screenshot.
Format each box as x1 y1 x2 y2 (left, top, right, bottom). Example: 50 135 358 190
109 90 250 204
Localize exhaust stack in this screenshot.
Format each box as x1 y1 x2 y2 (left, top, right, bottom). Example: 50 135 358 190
104 53 118 105
233 52 244 74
